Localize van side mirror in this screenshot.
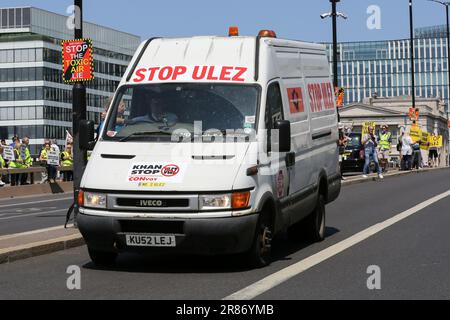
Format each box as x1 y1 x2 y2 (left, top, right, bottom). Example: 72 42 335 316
275 120 291 153
79 120 95 150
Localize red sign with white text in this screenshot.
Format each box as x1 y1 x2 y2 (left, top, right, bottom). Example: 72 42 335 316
307 82 334 113
62 39 94 83
131 66 248 83
287 88 305 114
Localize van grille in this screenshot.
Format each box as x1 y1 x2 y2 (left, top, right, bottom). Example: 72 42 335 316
116 198 189 208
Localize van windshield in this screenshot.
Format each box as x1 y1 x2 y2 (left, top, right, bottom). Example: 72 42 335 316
102 83 260 142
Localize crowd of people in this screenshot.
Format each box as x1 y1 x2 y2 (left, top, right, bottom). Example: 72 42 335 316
338 123 442 180
0 136 74 187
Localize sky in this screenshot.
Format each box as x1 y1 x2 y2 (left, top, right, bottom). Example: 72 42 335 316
1 0 448 43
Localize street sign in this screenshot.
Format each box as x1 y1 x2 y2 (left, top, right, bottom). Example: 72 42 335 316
47 150 60 166
62 38 94 83
2 146 14 161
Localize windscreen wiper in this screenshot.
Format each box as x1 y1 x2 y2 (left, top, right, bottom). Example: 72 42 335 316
119 131 173 142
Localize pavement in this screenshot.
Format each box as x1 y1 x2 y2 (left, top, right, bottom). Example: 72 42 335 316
0 167 449 299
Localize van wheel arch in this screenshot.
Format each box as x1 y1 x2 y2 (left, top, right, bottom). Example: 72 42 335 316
317 170 329 202
257 195 277 231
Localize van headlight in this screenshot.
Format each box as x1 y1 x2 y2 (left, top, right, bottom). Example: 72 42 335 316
199 191 250 210
83 192 107 209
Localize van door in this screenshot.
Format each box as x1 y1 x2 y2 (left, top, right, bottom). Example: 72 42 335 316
264 81 289 206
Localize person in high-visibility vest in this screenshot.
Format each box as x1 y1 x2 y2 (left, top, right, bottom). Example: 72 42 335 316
377 125 392 173
40 142 56 183
8 138 27 186
20 136 32 185
61 143 73 182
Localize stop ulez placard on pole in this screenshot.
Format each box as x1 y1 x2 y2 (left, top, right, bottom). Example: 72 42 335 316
62 38 94 83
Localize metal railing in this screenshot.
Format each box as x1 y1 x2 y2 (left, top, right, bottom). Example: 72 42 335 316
0 166 73 186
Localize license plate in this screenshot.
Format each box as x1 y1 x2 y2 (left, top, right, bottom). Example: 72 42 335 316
125 234 176 247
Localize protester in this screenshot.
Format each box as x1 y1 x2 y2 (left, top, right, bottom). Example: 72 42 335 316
377 125 392 173
20 136 33 185
0 145 5 187
412 138 422 170
9 136 18 148
338 123 349 180
397 130 404 169
39 140 50 183
428 134 439 168
361 126 383 179
61 143 74 181
50 139 61 180
401 131 414 170
9 138 26 186
40 142 57 183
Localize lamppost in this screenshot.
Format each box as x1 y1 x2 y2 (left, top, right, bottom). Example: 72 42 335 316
321 0 348 90
409 0 416 109
427 0 450 165
72 0 87 221
428 0 450 165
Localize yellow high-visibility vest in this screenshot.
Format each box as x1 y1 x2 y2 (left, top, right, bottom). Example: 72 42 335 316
61 151 73 167
379 132 391 150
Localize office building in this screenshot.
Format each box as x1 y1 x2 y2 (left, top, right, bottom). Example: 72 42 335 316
0 7 140 154
326 25 450 115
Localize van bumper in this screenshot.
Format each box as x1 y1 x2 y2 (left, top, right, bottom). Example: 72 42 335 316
76 212 258 255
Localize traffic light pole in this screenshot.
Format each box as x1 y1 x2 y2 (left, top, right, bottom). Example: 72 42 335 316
72 0 87 221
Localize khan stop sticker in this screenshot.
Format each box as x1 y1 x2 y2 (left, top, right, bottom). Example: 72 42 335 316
127 163 187 184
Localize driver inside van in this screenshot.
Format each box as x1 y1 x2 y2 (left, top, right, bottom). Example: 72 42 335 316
130 96 178 127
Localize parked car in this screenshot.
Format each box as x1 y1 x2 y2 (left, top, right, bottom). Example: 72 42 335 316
341 133 365 173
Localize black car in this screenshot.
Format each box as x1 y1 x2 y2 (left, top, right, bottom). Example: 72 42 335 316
341 133 365 173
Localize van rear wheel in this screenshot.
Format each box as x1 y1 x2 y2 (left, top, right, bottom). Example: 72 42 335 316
245 210 273 268
88 248 117 267
304 195 326 242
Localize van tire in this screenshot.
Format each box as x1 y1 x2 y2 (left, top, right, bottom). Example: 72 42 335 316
88 248 117 267
245 210 273 268
304 195 326 242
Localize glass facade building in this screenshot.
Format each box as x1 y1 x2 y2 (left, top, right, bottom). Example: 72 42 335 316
326 25 450 115
0 7 140 154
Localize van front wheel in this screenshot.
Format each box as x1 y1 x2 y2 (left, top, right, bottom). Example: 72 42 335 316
88 248 117 267
245 211 273 268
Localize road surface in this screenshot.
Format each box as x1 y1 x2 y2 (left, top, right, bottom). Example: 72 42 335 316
0 169 449 299
0 193 73 236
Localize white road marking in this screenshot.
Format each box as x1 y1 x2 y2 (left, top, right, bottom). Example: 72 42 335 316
0 208 67 221
0 197 72 209
224 190 450 300
0 224 74 241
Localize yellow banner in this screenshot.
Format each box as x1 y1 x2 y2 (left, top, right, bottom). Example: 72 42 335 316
429 135 443 148
362 121 376 136
420 132 430 150
410 126 422 143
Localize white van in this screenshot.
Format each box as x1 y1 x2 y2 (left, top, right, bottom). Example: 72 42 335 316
77 29 341 268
